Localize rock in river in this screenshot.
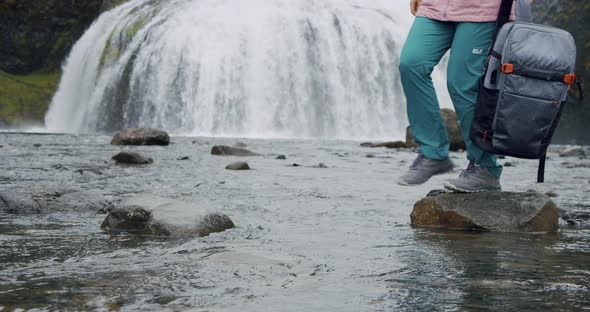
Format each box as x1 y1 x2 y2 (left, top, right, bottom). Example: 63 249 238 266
226 162 251 170
410 191 558 233
0 188 114 214
211 145 261 156
112 151 153 164
101 196 235 237
111 128 170 146
360 141 407 149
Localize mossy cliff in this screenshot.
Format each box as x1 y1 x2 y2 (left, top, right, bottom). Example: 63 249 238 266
0 0 127 126
0 70 60 126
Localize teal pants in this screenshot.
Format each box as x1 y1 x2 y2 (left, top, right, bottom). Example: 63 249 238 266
399 17 502 178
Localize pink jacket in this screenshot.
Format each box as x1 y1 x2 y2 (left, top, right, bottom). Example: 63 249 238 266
417 0 515 22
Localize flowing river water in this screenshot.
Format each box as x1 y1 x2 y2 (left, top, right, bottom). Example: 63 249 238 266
1 132 589 311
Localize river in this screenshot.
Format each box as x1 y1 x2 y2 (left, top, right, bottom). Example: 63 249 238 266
1 132 589 311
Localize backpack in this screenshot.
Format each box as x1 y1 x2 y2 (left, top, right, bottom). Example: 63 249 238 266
470 0 582 183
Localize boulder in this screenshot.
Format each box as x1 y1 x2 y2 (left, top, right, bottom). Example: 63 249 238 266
225 162 250 170
406 108 465 151
276 155 287 160
101 196 235 237
211 145 261 156
360 141 407 149
111 128 170 146
0 188 114 214
559 146 585 157
112 151 153 164
410 191 558 233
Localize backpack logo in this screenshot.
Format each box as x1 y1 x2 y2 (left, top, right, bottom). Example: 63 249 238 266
472 48 484 55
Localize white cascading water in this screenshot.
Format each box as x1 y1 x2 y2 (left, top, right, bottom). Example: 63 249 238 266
45 0 451 139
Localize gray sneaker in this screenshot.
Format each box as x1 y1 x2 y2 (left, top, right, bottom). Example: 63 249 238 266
444 162 501 193
398 153 455 186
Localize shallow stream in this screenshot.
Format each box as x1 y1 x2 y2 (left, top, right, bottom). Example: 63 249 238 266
1 133 589 311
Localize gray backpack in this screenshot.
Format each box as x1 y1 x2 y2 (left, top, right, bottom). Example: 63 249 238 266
470 0 580 182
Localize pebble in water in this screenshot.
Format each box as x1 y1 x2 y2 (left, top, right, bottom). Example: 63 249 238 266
226 162 250 170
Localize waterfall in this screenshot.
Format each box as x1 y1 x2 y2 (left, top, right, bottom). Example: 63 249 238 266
45 0 451 139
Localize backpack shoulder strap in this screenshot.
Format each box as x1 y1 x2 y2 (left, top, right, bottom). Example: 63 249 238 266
516 0 532 22
497 0 515 30
489 0 515 55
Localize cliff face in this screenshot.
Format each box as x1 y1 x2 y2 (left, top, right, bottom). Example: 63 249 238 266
0 0 107 75
0 0 126 126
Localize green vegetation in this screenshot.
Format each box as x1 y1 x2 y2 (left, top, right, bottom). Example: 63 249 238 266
0 70 60 125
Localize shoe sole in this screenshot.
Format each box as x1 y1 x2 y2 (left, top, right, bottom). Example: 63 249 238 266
398 163 455 186
443 182 501 193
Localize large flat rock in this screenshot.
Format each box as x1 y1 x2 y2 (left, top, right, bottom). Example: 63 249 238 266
411 191 558 233
101 195 235 237
111 128 170 146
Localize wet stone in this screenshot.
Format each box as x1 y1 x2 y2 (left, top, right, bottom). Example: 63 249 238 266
111 128 170 146
226 162 250 170
177 156 190 161
211 145 261 156
112 151 153 164
101 195 235 237
360 141 407 149
411 191 558 233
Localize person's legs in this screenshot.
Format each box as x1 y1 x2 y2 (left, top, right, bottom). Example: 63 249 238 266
444 21 502 192
398 17 456 185
399 17 455 161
